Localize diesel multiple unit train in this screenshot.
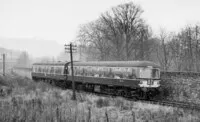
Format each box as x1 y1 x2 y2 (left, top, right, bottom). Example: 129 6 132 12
31 61 161 99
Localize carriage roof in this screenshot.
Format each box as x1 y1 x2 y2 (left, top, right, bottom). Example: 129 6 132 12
73 61 160 68
33 61 160 68
33 62 67 66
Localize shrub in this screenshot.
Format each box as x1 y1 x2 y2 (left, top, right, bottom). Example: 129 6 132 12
96 98 109 108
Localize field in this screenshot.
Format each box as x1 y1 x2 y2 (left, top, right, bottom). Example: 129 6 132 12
0 73 199 122
161 72 200 104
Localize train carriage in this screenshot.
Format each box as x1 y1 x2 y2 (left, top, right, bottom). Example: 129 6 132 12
69 61 160 87
31 61 161 98
31 62 68 81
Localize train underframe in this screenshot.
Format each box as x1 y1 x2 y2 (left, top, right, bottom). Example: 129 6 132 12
32 77 160 100
73 82 159 99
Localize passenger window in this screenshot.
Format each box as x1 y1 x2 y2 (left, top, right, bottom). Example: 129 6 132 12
46 66 49 72
68 67 71 75
98 67 104 77
42 66 46 73
103 67 110 77
73 67 77 75
131 68 137 79
110 67 114 78
85 67 88 76
92 67 98 77
38 67 42 72
59 67 62 74
140 67 151 78
121 68 137 79
83 67 87 76
50 67 54 74
75 67 78 75
80 67 84 75
55 67 60 74
87 67 93 76
46 67 50 74
112 67 122 79
60 67 64 74
36 66 39 72
45 66 48 73
34 67 37 72
122 68 128 79
77 67 82 76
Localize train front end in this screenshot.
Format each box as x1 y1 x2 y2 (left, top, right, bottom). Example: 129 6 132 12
138 66 161 98
139 66 160 87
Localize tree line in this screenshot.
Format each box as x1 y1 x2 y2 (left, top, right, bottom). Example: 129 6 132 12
76 2 200 72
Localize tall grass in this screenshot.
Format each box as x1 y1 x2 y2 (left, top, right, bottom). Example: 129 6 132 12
0 74 199 121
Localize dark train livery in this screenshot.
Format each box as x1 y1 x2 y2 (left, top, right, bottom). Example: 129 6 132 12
31 61 161 98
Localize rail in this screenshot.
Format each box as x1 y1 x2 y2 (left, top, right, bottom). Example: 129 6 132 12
9 67 200 111
138 99 200 111
13 67 32 71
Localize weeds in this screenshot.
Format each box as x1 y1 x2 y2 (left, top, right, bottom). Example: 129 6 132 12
0 74 200 121
96 98 109 108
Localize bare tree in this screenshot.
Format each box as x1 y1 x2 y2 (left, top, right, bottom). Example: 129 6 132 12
157 24 200 72
156 28 174 71
76 21 112 61
176 25 200 71
76 2 156 61
16 51 30 67
167 36 182 71
194 25 200 71
101 2 146 60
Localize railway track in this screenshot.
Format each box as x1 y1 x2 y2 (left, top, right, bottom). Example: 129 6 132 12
137 99 200 111
75 88 200 111
4 69 200 111
89 91 200 111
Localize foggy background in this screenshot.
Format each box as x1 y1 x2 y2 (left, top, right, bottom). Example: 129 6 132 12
1 0 200 71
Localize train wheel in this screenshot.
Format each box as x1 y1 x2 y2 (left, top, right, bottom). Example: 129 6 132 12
138 91 147 100
126 91 132 98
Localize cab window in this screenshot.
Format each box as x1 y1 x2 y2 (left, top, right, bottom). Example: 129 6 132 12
152 68 160 79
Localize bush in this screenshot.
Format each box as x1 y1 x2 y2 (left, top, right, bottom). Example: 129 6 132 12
161 72 200 103
96 98 109 108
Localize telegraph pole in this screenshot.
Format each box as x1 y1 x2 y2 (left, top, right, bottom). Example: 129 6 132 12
2 54 5 76
65 43 77 100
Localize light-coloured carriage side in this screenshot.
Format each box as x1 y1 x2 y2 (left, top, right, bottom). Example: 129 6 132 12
68 66 140 79
67 61 161 88
32 63 67 81
32 64 65 75
31 61 161 99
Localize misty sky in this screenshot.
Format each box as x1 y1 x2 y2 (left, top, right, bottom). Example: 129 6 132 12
0 0 200 57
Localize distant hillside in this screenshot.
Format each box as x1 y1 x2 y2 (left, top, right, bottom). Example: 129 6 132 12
0 37 63 58
0 47 21 61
